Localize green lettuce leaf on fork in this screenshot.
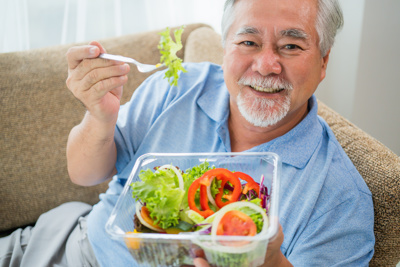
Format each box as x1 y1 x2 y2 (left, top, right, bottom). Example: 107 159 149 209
158 26 187 86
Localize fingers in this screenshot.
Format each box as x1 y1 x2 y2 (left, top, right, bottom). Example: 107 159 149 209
88 73 128 100
193 257 210 267
67 61 129 101
66 41 130 96
88 41 107 54
65 41 107 69
180 257 210 267
180 245 209 267
66 45 98 70
81 63 129 93
65 41 130 121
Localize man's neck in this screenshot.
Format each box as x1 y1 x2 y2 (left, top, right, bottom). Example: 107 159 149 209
228 102 309 152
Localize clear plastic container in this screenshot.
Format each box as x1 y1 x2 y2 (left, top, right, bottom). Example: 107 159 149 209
106 152 281 267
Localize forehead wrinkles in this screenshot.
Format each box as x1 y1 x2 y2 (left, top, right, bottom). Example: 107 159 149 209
229 0 317 42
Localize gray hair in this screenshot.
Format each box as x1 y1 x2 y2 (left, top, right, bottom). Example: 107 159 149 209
221 0 344 56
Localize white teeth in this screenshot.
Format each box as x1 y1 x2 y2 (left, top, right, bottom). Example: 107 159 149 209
252 85 283 93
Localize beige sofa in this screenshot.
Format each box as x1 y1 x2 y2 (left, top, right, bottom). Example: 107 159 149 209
0 24 399 266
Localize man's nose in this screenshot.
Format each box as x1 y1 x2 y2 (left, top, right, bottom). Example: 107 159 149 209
252 48 282 76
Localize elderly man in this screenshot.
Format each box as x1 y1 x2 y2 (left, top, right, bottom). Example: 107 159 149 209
0 0 374 266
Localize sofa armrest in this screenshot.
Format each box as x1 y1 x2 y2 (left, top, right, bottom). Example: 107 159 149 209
318 100 400 266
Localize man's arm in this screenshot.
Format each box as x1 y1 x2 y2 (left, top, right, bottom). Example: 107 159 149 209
66 111 118 185
65 41 130 186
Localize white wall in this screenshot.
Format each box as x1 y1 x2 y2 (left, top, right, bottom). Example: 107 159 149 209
316 0 365 120
352 0 400 155
316 0 400 155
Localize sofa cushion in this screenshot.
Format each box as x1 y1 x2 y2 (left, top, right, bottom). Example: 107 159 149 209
184 26 223 65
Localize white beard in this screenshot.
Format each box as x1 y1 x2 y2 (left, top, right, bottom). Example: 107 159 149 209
236 76 293 128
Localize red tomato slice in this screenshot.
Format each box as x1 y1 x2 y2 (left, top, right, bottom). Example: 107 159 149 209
216 210 257 237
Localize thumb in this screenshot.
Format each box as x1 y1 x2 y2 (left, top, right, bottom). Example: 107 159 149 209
88 40 107 55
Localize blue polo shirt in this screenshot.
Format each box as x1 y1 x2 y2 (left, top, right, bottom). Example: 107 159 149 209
87 62 374 266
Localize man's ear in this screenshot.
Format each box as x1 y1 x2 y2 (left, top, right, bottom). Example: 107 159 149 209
320 49 331 81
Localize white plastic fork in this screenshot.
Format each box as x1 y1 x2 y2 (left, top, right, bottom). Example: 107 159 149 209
99 53 164 73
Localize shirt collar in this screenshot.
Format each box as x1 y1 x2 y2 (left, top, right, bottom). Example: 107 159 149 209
197 72 230 123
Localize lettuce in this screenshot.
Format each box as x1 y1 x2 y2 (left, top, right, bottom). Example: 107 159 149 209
131 162 212 229
181 161 213 209
239 198 264 233
158 26 187 87
131 168 184 229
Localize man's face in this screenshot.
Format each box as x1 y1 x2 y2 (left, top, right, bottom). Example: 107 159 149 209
223 0 329 128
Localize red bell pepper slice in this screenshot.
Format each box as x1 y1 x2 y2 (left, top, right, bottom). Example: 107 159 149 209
233 172 260 196
188 168 246 216
187 176 214 218
199 176 213 211
201 168 241 208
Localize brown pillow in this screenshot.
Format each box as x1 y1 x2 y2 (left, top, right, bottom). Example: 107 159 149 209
184 26 223 65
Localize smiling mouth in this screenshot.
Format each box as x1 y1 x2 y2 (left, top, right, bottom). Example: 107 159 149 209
250 85 284 93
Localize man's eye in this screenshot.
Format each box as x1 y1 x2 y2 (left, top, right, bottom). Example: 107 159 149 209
284 44 301 50
241 41 256 46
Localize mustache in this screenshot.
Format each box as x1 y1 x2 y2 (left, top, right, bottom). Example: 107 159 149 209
238 76 293 90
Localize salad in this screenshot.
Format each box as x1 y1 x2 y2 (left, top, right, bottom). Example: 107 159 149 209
128 161 271 265
158 26 187 87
